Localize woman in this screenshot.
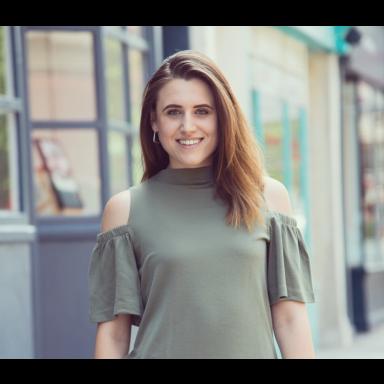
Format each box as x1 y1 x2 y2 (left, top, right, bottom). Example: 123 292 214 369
89 50 316 359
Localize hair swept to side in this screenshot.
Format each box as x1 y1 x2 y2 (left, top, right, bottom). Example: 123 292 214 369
139 50 268 232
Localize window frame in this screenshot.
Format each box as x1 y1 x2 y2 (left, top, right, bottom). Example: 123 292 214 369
19 26 157 239
0 26 25 225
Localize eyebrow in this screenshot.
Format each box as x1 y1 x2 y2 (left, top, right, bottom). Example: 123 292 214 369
162 104 214 112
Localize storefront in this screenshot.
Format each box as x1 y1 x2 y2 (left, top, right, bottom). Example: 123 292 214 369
341 26 384 332
250 26 353 348
0 26 167 358
247 26 358 348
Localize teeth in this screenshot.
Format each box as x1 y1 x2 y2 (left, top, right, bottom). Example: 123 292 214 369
178 139 202 145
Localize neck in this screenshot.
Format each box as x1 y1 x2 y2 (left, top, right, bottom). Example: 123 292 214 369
154 164 214 187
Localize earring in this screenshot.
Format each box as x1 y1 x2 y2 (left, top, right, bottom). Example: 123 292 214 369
153 131 160 144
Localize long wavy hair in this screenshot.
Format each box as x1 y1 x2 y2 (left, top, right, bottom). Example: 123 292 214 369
139 50 267 232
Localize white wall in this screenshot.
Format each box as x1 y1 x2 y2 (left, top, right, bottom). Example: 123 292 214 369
308 52 354 348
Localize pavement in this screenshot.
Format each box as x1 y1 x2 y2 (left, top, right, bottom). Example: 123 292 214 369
316 323 384 359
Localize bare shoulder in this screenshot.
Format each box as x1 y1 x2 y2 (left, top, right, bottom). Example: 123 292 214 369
100 189 131 232
262 175 293 216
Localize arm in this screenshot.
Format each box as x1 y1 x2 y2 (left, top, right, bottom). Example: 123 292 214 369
94 314 132 358
94 190 133 359
271 300 315 358
263 176 316 359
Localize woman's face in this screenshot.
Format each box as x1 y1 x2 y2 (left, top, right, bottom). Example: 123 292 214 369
152 78 218 169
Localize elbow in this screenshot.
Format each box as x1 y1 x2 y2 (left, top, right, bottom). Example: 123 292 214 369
271 300 309 327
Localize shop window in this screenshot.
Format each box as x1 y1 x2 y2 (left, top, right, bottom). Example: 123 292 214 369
358 81 384 266
26 31 96 121
0 113 19 212
104 31 147 189
0 26 7 95
262 95 284 182
32 129 100 216
105 38 125 122
108 131 129 196
0 27 20 214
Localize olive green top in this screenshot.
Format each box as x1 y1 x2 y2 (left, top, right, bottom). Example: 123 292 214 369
88 165 315 359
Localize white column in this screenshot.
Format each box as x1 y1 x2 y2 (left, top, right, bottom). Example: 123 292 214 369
308 53 354 348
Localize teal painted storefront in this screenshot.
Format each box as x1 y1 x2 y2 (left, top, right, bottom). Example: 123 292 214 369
251 26 353 354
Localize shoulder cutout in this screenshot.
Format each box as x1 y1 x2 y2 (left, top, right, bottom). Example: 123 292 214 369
101 189 131 233
263 176 294 217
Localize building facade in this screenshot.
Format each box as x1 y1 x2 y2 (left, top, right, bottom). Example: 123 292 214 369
0 26 166 358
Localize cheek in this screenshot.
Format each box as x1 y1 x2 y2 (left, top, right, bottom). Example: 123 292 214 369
207 119 218 138
158 120 178 138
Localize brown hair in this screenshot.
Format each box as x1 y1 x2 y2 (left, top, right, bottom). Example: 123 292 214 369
139 50 267 232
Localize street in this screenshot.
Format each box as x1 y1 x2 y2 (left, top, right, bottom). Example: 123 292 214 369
316 324 384 359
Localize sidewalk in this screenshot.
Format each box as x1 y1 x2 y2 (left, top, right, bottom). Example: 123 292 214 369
316 324 384 359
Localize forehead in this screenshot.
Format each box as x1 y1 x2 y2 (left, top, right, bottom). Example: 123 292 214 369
157 78 214 107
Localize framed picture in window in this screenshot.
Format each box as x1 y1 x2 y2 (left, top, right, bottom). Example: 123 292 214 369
34 137 83 210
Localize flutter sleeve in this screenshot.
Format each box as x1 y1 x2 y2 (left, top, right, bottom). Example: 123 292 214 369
88 225 143 326
266 212 315 306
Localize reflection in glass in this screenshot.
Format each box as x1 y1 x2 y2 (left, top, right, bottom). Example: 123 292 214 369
128 49 145 128
27 31 96 121
125 26 143 37
108 131 129 196
0 26 7 95
105 39 125 121
32 129 100 216
0 114 10 209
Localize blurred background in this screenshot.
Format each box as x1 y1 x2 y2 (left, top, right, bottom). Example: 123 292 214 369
0 26 383 358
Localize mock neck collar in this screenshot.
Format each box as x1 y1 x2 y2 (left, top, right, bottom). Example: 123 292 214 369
154 165 214 187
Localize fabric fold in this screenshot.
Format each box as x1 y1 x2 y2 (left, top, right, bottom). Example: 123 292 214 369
88 225 143 326
267 212 315 306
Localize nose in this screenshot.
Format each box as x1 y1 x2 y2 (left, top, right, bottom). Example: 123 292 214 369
180 112 197 134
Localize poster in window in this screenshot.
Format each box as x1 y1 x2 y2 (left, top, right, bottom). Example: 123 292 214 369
34 138 83 210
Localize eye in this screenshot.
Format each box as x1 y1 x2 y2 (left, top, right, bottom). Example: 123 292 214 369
167 109 181 116
195 109 209 115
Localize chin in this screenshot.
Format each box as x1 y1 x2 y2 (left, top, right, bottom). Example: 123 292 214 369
171 158 207 168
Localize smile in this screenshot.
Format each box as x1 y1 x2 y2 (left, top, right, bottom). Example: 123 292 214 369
176 138 204 148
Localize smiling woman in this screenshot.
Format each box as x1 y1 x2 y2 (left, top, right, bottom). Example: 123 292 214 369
89 50 316 360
